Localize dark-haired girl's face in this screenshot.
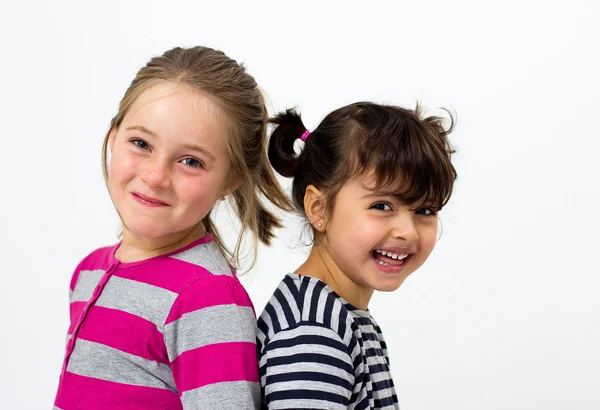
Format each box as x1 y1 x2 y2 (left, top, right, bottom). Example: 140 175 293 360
322 173 438 297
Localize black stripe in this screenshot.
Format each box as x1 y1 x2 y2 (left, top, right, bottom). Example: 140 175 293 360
266 389 349 405
374 394 398 407
298 275 310 302
368 362 389 374
282 274 301 300
267 333 348 352
264 303 281 333
273 288 296 327
265 371 353 391
337 305 348 338
372 379 394 391
323 293 334 328
308 282 323 322
267 353 354 375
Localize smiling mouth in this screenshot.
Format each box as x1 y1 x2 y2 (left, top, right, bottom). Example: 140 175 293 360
132 193 170 207
372 249 412 267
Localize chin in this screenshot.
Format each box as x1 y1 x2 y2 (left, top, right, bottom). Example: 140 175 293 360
373 273 411 292
375 281 406 293
124 221 170 240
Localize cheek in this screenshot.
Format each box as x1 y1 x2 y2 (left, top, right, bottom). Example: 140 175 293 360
175 176 215 207
108 151 137 184
416 223 438 261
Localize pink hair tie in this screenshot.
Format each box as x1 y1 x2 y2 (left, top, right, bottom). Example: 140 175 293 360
300 130 311 141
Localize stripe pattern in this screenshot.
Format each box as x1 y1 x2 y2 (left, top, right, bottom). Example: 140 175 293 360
54 236 260 409
257 273 399 409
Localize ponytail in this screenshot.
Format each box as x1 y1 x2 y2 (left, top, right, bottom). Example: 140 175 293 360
268 109 308 178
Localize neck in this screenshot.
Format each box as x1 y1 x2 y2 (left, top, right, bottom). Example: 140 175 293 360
296 243 374 310
115 223 206 263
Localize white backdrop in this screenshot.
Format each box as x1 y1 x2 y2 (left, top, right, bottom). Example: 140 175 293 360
1 1 598 409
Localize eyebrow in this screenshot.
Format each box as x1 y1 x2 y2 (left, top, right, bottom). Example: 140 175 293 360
125 125 216 162
361 189 397 199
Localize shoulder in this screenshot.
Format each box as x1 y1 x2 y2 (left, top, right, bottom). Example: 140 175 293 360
165 273 254 329
170 239 232 276
258 274 358 353
69 244 118 292
133 238 237 295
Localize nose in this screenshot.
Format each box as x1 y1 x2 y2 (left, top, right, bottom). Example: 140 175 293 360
391 212 419 243
140 159 171 189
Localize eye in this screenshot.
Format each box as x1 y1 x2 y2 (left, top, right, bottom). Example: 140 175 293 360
371 202 392 211
181 157 204 168
131 139 150 150
416 207 437 216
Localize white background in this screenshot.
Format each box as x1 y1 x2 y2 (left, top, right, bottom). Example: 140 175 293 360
1 0 598 409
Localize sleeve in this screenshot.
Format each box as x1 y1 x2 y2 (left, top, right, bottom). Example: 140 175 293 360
259 323 356 410
163 274 260 410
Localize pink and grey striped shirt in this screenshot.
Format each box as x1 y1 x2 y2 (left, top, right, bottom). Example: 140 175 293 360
54 235 260 409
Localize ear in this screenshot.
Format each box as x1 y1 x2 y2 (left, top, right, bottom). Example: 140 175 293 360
108 127 117 152
304 184 326 232
221 176 242 198
222 177 241 198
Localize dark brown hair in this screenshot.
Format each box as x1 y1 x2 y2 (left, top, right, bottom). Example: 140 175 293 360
102 46 292 268
268 102 457 222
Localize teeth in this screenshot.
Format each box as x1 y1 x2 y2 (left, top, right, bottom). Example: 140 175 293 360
375 249 409 260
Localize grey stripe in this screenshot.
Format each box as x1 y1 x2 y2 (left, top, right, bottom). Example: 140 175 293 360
330 297 342 334
67 339 175 391
315 289 328 323
269 292 290 329
301 280 317 321
164 304 256 361
269 399 347 410
172 241 232 275
53 407 64 410
71 269 105 302
279 283 301 322
181 380 260 410
95 276 177 326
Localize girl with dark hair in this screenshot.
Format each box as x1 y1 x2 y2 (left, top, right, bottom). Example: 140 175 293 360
257 102 457 409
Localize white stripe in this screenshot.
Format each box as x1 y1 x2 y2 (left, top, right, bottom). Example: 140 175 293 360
315 289 328 323
268 398 347 410
268 379 351 396
301 280 317 321
266 361 352 380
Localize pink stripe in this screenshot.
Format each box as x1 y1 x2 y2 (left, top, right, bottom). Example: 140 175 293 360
68 301 87 334
55 371 181 410
116 258 212 293
77 306 169 363
165 275 253 324
171 341 258 392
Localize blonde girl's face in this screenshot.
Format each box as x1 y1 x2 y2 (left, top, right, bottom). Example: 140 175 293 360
322 173 439 293
107 82 234 242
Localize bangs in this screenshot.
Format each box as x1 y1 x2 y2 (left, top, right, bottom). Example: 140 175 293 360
348 108 456 210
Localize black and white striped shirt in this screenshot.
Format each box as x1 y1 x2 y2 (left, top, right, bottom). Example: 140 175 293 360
257 273 399 409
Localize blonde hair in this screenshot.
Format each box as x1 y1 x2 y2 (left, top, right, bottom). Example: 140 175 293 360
102 46 292 269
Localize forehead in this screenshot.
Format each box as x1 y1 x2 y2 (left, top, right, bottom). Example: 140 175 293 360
123 82 229 147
